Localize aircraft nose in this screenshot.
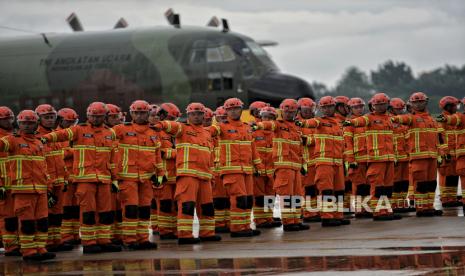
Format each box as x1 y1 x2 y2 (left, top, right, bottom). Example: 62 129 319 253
248 72 314 106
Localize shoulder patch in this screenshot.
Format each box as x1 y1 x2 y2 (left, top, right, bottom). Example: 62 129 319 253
255 136 265 141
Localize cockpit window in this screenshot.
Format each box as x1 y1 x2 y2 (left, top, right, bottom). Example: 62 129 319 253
206 45 236 63
207 48 222 63
245 41 268 56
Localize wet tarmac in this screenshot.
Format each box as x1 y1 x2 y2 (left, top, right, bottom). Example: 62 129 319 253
1 206 465 275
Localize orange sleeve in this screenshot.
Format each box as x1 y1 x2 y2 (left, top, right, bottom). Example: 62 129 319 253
257 121 276 131
44 126 79 143
350 115 370 127
155 141 165 177
391 114 413 125
303 118 320 128
343 126 355 163
161 121 183 137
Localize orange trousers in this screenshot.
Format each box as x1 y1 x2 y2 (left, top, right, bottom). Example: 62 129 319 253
438 159 459 204
111 191 123 240
222 173 253 233
119 180 153 245
410 158 437 211
366 162 394 216
456 156 465 203
155 183 177 236
302 166 319 219
75 183 113 246
314 164 344 219
0 192 19 253
48 185 64 246
274 169 302 226
349 163 369 214
175 176 215 239
212 175 230 229
253 175 275 225
14 193 48 257
61 183 80 243
392 162 410 209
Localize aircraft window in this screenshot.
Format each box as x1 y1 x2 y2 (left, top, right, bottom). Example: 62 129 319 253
246 41 267 56
223 72 234 90
190 49 206 64
220 45 235 62
208 72 222 91
207 48 222 63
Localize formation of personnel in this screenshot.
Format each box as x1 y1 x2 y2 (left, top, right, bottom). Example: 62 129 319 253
0 91 464 261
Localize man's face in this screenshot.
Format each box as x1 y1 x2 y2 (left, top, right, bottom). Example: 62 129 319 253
351 105 365 116
320 105 336 117
282 110 297 121
19 121 38 134
60 119 76 129
261 114 276 122
250 108 260 119
226 107 242 121
203 117 213 127
188 111 204 125
39 113 57 129
337 104 349 116
299 107 314 119
131 111 149 124
148 113 160 125
106 114 121 127
0 117 14 130
88 115 105 126
215 115 227 123
411 100 427 112
391 107 405 115
373 103 388 114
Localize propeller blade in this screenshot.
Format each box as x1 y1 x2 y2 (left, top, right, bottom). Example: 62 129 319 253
165 8 180 28
207 16 220 27
114 18 128 29
256 40 279 47
221 18 230 32
66 12 84 32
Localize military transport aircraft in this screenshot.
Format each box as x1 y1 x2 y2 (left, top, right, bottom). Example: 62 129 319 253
0 9 314 116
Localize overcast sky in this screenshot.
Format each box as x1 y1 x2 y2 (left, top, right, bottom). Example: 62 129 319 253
1 0 464 87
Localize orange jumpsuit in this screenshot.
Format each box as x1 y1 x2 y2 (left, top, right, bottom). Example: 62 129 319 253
392 111 447 213
302 116 344 221
257 120 304 226
343 114 369 216
0 128 19 254
37 125 67 247
211 132 230 230
438 110 459 205
152 130 177 237
113 123 164 245
160 121 216 239
391 118 410 210
0 132 51 257
300 123 319 220
349 112 396 217
335 113 353 212
252 126 275 226
210 120 264 233
44 123 118 246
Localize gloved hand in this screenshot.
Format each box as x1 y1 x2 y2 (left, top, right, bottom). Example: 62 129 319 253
342 120 352 127
348 162 358 169
445 154 452 163
111 180 120 193
436 114 447 123
394 159 398 167
157 176 166 186
295 120 304 127
254 170 260 177
251 125 259 131
47 191 58 208
301 135 308 145
62 180 69 192
40 137 48 144
301 163 308 176
152 122 163 132
437 156 444 166
0 186 6 201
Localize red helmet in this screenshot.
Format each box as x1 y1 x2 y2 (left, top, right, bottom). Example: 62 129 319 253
371 93 390 105
17 110 39 122
223 98 244 109
439 96 459 109
35 104 56 116
280 99 298 112
57 108 78 121
129 100 150 112
409 92 428 102
249 101 268 110
149 104 160 115
259 106 277 117
87 102 108 116
319 96 336 107
348 97 365 107
186 103 205 114
297 98 316 109
334 96 350 105
204 108 214 120
0 106 14 119
215 106 227 117
390 98 406 109
106 104 121 115
160 103 181 118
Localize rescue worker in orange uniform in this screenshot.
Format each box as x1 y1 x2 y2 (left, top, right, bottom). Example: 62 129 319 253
297 96 350 227
105 104 124 244
153 103 180 240
343 98 370 218
211 106 231 233
55 108 81 247
203 108 214 127
35 104 74 252
113 100 164 250
297 98 321 222
210 98 264 237
148 104 160 235
391 92 446 217
249 101 269 122
254 99 309 231
42 102 122 254
437 96 461 207
389 98 411 213
252 106 281 228
344 93 401 221
0 106 20 256
155 102 221 244
0 110 56 261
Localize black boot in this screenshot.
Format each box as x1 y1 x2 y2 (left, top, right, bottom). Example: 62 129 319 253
339 219 351 225
100 243 122 252
160 233 178 240
200 235 222 242
256 222 274 229
178 238 201 245
137 241 158 250
83 244 103 254
23 253 43 261
303 216 321 223
296 223 310 230
215 226 230 233
40 252 56 260
4 248 22 257
283 224 300 232
230 230 254 238
321 219 341 227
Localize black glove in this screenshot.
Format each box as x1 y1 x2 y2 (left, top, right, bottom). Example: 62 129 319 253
47 191 58 208
348 162 358 169
111 180 120 193
40 137 48 144
295 120 304 127
436 114 446 123
0 186 6 201
445 154 452 163
62 180 68 192
342 120 352 127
